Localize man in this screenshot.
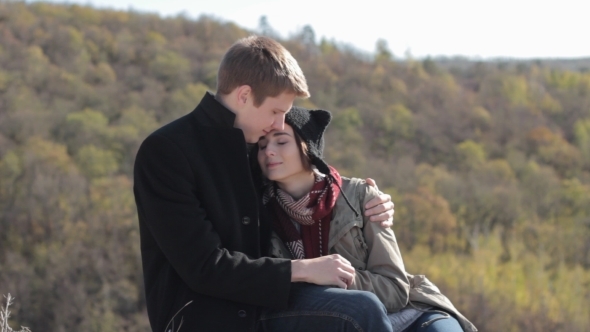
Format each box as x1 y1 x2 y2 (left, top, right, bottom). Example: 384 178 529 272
134 36 395 332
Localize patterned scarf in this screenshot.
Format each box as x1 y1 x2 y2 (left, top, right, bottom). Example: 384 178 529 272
263 166 342 259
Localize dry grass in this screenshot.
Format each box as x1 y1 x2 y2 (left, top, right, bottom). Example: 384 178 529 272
1 294 31 332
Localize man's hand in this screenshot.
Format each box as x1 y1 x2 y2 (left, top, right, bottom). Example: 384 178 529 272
365 178 394 228
291 254 356 289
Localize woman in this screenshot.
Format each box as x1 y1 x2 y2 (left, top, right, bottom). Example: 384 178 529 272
255 107 477 332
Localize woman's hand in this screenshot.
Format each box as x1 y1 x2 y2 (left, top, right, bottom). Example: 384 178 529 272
291 254 356 289
364 178 394 227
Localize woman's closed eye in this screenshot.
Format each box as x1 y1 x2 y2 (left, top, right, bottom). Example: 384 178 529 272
260 142 285 150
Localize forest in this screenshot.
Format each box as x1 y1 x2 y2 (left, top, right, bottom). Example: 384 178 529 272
0 1 589 331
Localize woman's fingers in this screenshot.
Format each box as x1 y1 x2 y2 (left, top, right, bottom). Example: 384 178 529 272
338 269 355 288
333 256 355 289
336 277 348 289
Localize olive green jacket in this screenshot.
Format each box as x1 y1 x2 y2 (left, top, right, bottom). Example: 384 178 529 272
268 177 477 332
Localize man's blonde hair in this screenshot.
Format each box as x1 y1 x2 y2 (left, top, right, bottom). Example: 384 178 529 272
217 36 310 106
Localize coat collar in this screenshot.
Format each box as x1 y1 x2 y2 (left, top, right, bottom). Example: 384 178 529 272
193 91 237 128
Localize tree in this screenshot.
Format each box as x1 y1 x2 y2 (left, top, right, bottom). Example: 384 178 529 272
398 187 458 253
574 118 590 164
1 2 590 330
149 50 190 90
59 108 109 153
257 16 278 38
372 103 414 156
162 83 209 124
375 39 392 62
455 140 486 170
75 145 118 179
325 107 365 175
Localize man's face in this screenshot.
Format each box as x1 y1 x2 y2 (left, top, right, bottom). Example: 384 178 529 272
236 91 296 143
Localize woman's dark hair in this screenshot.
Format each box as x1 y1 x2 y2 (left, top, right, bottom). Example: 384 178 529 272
291 127 312 171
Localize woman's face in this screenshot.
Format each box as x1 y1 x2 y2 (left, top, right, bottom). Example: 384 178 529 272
257 124 308 183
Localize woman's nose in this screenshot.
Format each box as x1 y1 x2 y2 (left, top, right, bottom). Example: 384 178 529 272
265 147 276 156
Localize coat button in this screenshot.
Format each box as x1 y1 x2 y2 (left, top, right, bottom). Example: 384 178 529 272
238 309 247 318
242 216 251 225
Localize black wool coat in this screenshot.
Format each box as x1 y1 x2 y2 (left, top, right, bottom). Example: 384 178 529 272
133 92 292 332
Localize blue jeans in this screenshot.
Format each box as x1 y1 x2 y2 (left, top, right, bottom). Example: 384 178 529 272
403 312 463 332
257 283 392 332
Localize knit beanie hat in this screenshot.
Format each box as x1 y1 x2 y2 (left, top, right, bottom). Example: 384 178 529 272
285 107 332 175
284 107 360 217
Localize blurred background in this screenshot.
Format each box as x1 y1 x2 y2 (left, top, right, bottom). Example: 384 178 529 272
0 1 589 331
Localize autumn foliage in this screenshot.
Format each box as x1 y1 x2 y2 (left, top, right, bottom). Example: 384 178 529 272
0 2 589 331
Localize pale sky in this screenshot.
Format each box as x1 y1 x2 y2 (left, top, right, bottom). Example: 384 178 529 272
29 0 590 59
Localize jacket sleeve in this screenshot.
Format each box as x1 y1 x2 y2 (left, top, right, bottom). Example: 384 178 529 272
350 182 410 312
134 133 292 308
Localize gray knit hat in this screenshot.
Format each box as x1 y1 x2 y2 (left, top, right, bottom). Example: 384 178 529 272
285 107 332 175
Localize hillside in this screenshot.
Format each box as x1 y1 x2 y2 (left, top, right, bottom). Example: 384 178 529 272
0 2 589 331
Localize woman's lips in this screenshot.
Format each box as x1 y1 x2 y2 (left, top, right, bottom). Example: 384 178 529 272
266 162 282 169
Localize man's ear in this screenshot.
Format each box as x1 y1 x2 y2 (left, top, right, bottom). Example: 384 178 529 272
236 85 252 106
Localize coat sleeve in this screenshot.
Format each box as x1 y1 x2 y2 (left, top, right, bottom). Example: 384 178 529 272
134 133 292 308
350 182 410 312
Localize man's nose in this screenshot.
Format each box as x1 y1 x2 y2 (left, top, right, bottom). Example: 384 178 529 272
272 114 285 130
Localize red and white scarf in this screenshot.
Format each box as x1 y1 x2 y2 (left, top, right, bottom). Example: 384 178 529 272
263 166 342 259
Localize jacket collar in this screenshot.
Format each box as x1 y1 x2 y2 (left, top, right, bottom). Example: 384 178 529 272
193 91 237 128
